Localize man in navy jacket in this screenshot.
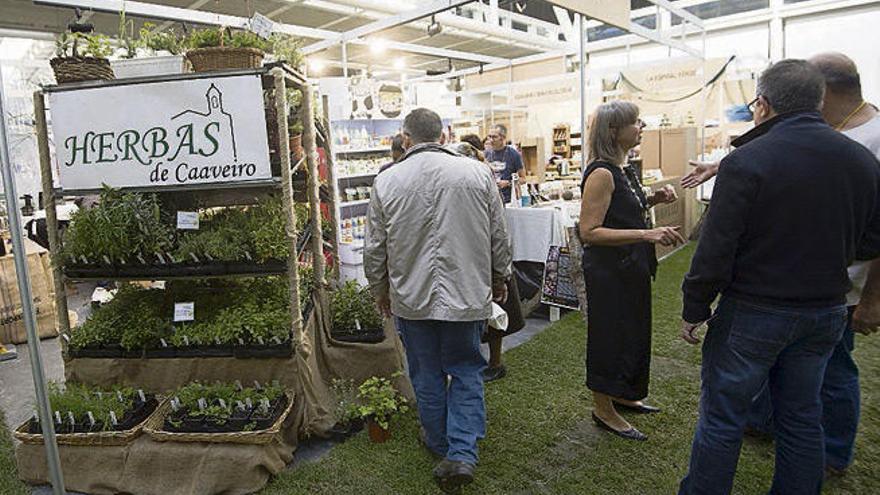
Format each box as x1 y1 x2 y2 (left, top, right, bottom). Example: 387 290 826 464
678 59 880 495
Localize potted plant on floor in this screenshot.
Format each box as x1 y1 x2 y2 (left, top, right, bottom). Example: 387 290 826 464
328 378 363 441
185 27 269 72
355 375 408 443
51 23 115 84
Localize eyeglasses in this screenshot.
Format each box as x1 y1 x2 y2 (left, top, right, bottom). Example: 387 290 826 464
748 96 765 113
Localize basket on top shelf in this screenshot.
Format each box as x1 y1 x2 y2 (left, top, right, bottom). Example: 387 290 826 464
185 27 274 72
51 31 115 84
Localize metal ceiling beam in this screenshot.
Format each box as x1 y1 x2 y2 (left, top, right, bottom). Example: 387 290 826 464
302 0 474 55
642 0 704 28
31 0 507 63
627 23 703 58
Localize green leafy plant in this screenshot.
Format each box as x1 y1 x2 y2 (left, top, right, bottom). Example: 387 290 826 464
186 27 225 49
42 382 139 432
354 375 408 431
138 22 183 55
330 378 360 425
70 284 169 351
229 30 271 51
62 186 174 265
55 32 113 59
117 10 139 59
270 34 303 67
169 381 285 429
331 281 383 334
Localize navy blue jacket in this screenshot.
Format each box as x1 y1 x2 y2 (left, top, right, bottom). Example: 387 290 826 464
682 111 880 323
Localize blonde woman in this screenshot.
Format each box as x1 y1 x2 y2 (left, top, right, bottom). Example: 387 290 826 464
579 101 684 441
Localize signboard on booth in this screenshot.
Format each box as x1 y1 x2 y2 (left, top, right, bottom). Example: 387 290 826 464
48 74 271 191
549 0 631 30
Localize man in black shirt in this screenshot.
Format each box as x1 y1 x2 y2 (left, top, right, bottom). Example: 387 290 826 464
678 60 880 495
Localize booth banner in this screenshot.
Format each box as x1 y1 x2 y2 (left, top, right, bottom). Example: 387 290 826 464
511 74 578 106
49 74 271 191
541 245 579 310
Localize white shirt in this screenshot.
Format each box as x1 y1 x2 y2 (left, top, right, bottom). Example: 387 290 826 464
844 115 880 306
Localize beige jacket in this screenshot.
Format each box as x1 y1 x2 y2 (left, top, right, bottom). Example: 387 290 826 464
364 143 512 321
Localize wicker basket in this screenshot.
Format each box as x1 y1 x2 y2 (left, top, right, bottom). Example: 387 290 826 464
186 47 264 72
144 392 294 445
13 398 164 447
50 57 115 84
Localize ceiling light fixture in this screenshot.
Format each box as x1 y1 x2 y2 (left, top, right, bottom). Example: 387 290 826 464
427 15 442 37
369 38 388 55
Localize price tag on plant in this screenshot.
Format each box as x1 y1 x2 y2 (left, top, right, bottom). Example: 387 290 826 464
198 398 207 411
54 411 61 424
176 211 199 230
249 12 275 39
109 411 118 426
174 302 195 322
138 389 146 402
218 399 227 409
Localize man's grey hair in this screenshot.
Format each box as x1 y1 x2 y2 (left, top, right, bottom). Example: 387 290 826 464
757 59 825 114
493 124 508 138
403 108 443 144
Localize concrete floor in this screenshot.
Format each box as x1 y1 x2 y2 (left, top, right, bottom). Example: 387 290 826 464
3 301 557 494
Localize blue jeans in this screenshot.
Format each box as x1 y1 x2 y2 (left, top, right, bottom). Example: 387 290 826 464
679 297 847 495
397 318 487 465
747 313 860 471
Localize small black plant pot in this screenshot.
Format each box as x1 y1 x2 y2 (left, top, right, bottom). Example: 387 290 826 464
143 347 179 359
233 342 293 359
164 414 206 433
331 328 386 344
327 417 364 442
118 396 159 430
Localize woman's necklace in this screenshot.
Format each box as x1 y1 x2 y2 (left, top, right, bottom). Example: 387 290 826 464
835 101 868 131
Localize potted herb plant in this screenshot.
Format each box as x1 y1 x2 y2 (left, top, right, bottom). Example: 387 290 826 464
51 22 115 84
328 378 363 441
185 27 269 72
330 281 386 343
355 375 408 443
160 381 289 434
112 18 187 78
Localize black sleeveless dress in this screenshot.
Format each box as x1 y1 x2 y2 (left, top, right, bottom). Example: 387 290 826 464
580 161 657 401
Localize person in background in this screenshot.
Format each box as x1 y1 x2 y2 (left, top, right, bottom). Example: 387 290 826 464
485 124 523 204
579 101 683 442
681 53 880 478
451 136 527 382
678 59 880 495
364 108 512 492
378 133 406 175
460 134 485 154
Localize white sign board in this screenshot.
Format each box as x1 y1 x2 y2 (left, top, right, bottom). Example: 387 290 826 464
49 74 271 191
176 211 200 230
174 302 195 322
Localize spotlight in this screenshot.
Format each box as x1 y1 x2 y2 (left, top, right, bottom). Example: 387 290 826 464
308 59 326 74
427 15 442 37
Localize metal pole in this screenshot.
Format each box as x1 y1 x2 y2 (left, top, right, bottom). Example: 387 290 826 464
0 67 65 494
341 42 349 79
578 13 587 173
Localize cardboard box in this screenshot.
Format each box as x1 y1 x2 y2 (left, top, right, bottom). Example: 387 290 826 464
660 127 698 179
640 129 661 170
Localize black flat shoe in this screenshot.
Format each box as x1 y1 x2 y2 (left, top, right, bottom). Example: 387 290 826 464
613 401 661 414
591 412 647 441
433 459 475 494
482 365 507 382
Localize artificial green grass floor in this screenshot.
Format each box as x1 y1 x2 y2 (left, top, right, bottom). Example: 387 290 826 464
2 245 877 494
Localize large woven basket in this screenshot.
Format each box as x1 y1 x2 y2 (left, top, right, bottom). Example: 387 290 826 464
186 47 264 72
144 392 294 445
50 57 115 84
13 398 163 447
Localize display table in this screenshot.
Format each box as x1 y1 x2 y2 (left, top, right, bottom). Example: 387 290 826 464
504 201 578 263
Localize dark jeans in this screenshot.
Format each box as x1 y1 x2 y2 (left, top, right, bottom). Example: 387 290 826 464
679 297 847 495
397 318 487 465
747 310 860 470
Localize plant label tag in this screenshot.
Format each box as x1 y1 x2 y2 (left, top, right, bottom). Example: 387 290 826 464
96 391 103 399
170 398 179 412
54 411 62 424
272 336 281 345
138 390 146 402
166 252 178 263
205 253 214 261
61 334 71 343
79 255 88 264
102 255 112 265
260 399 270 414
355 319 362 331
109 411 118 425
257 336 265 345
254 380 262 390
119 258 126 265
237 338 245 346
244 251 252 261
177 211 200 230
155 252 166 264
160 338 168 348
198 398 207 411
235 380 244 391
245 398 253 409
218 399 228 409
190 253 200 263
137 254 146 264
117 391 124 402
87 411 96 426
214 337 221 345
174 302 195 322
249 12 275 39
68 412 76 426
183 335 190 346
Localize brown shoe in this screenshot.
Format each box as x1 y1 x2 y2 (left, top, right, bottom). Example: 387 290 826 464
432 459 475 493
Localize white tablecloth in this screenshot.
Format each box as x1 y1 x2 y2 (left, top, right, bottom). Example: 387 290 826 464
504 201 578 263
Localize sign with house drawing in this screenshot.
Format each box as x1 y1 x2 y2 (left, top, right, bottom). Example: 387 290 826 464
49 74 271 191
